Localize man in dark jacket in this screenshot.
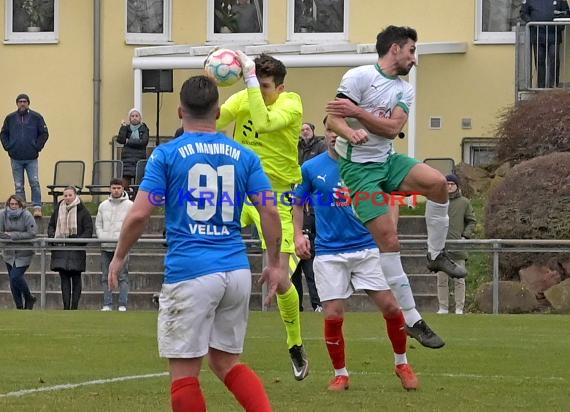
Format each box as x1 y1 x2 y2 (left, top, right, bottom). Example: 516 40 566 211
0 94 49 217
292 122 327 311
298 122 326 165
436 175 477 315
520 0 570 88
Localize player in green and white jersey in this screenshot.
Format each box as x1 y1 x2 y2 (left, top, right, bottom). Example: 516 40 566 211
327 26 467 342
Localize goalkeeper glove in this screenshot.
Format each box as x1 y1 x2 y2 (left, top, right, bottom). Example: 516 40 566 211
236 50 259 87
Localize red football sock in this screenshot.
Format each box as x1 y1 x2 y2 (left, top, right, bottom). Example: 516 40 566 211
224 364 272 412
324 317 345 369
384 311 407 355
170 376 206 412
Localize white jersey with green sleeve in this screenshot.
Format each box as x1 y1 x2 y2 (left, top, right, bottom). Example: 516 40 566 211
334 64 414 163
217 87 303 186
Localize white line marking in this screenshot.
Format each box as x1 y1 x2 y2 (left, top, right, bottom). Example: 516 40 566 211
243 368 567 383
1 369 564 399
332 370 566 382
424 372 566 382
0 372 168 398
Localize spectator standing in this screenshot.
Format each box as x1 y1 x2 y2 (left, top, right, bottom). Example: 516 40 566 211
108 75 280 411
292 121 326 311
96 178 133 312
117 108 150 190
48 186 93 310
0 195 37 309
298 122 326 164
437 175 477 315
520 0 570 88
0 93 49 217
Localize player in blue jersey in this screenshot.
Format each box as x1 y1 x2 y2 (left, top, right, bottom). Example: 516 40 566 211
108 76 280 412
293 117 441 392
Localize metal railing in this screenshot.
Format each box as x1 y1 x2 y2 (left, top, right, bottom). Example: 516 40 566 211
401 238 570 314
2 238 570 314
517 20 570 91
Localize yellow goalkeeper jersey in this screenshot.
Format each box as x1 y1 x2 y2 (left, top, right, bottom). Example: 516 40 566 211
217 87 303 186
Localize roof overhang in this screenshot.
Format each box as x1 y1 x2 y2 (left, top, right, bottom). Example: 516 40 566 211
132 42 468 70
132 41 468 166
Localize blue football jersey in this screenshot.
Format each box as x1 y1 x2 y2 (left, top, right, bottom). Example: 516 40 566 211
140 131 271 283
293 152 377 256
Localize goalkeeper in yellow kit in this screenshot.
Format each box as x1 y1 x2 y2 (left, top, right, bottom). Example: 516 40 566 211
216 52 309 380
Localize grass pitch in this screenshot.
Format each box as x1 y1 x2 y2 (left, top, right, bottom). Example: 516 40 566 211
0 311 568 411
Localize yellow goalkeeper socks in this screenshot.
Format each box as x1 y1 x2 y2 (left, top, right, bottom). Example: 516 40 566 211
277 284 302 348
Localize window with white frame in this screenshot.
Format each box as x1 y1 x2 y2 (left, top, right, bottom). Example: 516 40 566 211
288 0 348 43
476 0 524 44
125 0 171 45
462 137 498 166
5 0 58 44
208 0 267 44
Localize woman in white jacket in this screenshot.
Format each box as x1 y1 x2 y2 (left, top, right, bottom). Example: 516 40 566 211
95 178 133 311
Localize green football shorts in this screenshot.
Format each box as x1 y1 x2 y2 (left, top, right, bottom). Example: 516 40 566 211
338 153 419 224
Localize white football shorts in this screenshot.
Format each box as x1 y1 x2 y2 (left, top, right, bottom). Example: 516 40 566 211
157 269 251 358
313 248 390 302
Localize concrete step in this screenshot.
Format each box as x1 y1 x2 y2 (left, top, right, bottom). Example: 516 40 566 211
0 272 164 293
248 272 437 295
34 215 166 235
20 251 263 273
250 290 438 312
1 252 436 297
342 292 438 313
397 216 427 236
0 270 436 295
0 290 159 311
23 252 166 273
18 251 428 275
0 270 438 312
2 215 434 311
0 289 438 312
31 215 426 237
